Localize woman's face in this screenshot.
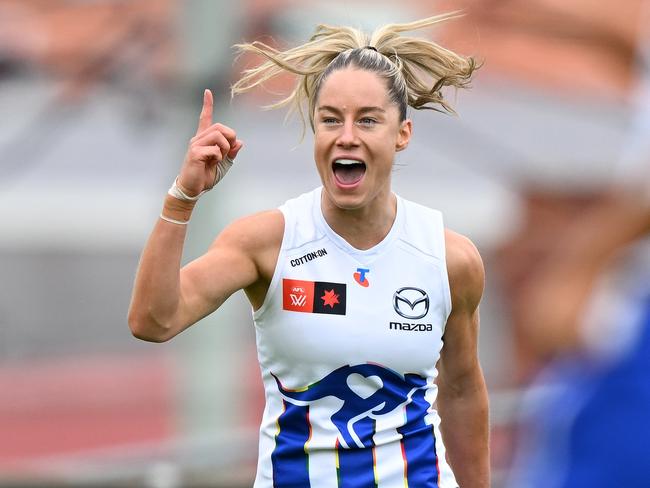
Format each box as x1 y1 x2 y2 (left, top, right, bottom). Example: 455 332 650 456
313 67 412 212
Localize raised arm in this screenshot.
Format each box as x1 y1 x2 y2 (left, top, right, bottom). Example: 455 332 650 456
517 191 650 357
437 230 490 488
127 90 280 343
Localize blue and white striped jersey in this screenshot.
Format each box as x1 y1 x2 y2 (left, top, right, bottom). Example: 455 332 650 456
252 187 457 487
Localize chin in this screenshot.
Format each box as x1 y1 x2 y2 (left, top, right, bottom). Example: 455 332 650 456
323 185 368 211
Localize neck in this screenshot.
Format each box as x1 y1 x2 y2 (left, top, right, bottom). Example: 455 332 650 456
320 189 397 250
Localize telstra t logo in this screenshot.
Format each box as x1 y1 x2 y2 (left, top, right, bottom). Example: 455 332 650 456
353 268 370 287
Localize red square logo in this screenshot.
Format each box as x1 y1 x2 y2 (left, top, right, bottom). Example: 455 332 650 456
283 279 315 313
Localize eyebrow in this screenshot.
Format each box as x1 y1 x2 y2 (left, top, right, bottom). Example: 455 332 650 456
317 105 386 114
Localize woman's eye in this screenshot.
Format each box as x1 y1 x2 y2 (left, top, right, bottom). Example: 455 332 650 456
322 118 339 124
359 118 377 126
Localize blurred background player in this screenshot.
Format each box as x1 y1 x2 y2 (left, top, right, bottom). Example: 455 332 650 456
505 4 650 486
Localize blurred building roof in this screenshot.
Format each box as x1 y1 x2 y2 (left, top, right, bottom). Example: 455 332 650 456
0 0 178 96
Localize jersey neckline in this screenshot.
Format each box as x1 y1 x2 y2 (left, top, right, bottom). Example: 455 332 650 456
313 186 404 260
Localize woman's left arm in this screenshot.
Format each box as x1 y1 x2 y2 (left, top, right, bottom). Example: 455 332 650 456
437 230 490 488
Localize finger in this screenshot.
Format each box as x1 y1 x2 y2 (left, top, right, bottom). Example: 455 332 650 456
228 139 244 159
194 131 231 157
194 123 237 146
191 146 223 163
196 89 214 135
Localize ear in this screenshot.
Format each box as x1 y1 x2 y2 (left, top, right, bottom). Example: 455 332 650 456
395 119 412 152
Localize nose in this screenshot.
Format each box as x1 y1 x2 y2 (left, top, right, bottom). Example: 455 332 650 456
336 120 359 148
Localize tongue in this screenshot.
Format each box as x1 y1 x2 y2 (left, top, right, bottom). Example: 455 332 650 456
334 165 365 185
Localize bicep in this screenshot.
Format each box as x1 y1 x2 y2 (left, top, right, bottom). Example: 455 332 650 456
178 237 259 326
172 211 282 333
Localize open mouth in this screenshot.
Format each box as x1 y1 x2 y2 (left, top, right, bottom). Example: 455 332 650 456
332 159 366 186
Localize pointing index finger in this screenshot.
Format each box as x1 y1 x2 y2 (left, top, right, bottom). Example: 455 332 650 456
197 89 213 135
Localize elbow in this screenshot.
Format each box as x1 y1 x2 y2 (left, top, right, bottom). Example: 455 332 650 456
127 309 173 343
439 366 488 402
130 327 170 343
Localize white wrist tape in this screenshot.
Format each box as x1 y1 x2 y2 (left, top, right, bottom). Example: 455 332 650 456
212 155 234 187
168 177 205 202
168 156 235 202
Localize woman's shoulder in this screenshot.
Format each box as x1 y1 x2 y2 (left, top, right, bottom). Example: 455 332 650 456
216 209 284 252
444 229 485 307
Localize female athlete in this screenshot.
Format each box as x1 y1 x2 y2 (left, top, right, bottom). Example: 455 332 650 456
129 14 489 488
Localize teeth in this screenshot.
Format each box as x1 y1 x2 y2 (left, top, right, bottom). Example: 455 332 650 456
334 159 363 165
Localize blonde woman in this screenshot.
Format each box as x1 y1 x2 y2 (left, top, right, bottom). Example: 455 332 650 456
129 14 489 488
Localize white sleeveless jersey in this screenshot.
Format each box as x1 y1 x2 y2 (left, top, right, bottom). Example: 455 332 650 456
252 187 457 488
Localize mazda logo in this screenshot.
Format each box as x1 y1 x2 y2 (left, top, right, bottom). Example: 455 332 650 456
393 287 429 319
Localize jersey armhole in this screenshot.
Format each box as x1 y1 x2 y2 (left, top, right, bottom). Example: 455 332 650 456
252 204 292 320
438 214 453 332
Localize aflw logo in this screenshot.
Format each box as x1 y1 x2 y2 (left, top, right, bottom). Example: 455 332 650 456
282 279 347 315
289 287 307 307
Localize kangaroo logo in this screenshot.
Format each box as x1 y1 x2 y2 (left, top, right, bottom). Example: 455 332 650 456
272 364 427 449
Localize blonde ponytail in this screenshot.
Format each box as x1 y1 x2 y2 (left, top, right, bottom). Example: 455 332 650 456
232 12 478 131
